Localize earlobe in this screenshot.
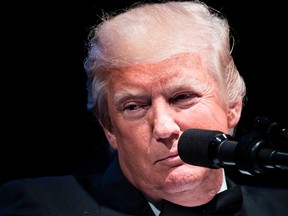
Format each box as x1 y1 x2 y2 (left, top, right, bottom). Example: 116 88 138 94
228 99 243 129
100 122 118 150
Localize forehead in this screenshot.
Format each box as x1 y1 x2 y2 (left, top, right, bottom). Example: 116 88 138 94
108 53 210 86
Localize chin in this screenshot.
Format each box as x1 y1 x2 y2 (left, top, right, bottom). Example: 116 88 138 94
162 165 209 193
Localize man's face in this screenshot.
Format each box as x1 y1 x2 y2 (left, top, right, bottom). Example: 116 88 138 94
102 53 239 206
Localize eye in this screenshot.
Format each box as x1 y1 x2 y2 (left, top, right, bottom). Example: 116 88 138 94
174 94 193 101
170 93 199 108
173 93 197 101
124 104 141 111
122 102 150 119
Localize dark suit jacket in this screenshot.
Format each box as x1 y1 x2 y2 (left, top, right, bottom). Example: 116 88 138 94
0 158 287 216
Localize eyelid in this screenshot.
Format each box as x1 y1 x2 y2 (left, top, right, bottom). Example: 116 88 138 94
171 92 198 100
122 102 150 120
114 90 148 105
115 96 150 112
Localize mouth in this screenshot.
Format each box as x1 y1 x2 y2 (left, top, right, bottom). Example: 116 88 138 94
154 153 184 167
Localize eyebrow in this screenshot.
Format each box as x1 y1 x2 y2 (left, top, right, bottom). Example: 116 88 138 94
113 89 149 107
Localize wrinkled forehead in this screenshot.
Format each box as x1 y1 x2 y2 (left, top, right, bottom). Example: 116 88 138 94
107 53 208 80
106 53 218 95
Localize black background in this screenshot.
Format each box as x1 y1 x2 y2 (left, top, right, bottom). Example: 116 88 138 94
2 1 288 185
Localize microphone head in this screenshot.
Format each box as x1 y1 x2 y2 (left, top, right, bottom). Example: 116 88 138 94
178 128 223 168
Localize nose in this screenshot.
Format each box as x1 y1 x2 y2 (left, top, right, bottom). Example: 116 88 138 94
152 101 180 141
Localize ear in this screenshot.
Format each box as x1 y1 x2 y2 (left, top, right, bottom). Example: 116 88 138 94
227 98 243 129
100 122 118 150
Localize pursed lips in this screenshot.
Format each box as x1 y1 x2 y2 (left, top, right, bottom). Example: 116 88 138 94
154 151 185 167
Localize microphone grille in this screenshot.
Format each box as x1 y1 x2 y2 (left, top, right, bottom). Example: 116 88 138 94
178 128 222 168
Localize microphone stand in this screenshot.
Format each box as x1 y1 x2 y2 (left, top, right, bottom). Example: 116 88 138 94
234 130 288 176
254 116 288 151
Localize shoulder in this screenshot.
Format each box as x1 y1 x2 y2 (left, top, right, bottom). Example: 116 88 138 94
226 173 288 216
0 175 86 199
0 175 98 216
240 184 288 216
0 175 132 216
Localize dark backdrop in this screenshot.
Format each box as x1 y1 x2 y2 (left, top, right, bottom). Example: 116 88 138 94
2 1 287 185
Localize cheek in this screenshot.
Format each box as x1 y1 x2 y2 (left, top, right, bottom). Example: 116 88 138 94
115 125 151 156
179 103 228 130
117 134 153 178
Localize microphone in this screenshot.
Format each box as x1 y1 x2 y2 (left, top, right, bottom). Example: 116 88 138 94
178 128 288 175
254 116 288 149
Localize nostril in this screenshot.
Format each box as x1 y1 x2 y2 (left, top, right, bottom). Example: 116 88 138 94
156 134 179 148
